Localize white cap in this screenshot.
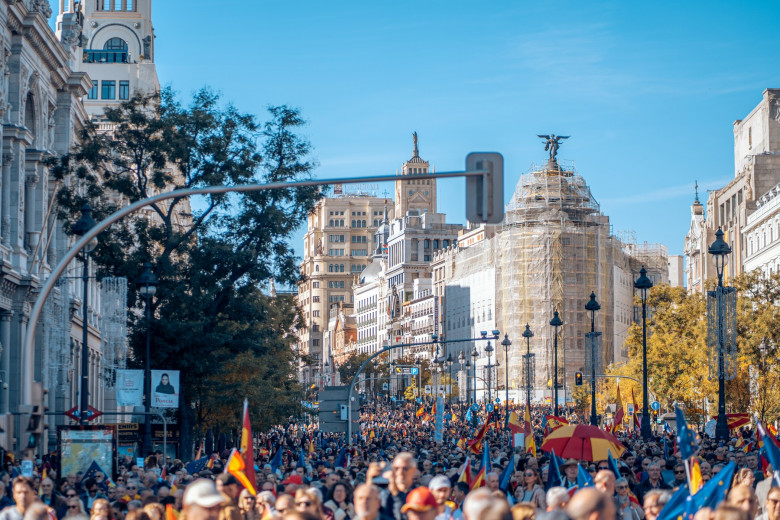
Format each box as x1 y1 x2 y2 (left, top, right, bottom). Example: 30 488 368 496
428 475 451 491
183 479 224 508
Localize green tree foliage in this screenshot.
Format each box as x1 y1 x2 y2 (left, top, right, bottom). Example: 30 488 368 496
338 353 372 387
51 89 322 451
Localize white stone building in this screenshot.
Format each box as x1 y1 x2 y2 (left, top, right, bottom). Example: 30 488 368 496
744 182 780 276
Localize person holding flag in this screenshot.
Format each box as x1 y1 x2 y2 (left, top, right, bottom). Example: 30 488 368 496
612 383 624 435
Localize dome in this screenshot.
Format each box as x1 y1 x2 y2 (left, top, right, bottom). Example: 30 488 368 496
359 260 382 284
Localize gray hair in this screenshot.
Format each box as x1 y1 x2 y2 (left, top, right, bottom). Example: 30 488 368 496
615 477 628 487
258 491 275 506
546 486 569 510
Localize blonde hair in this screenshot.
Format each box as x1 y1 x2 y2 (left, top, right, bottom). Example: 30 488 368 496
143 503 164 520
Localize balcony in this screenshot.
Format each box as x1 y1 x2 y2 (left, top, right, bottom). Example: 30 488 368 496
83 50 129 63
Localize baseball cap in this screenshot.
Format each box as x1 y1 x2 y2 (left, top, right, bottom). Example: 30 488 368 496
401 487 438 513
183 479 224 508
428 476 451 491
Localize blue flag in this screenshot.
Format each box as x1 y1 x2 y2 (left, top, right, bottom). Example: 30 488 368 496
269 445 283 472
656 485 691 520
607 450 621 477
297 449 306 469
482 441 491 473
81 460 110 482
758 420 780 486
334 447 347 468
498 458 513 492
546 450 563 490
675 407 699 460
663 437 669 460
577 464 593 488
693 461 735 510
185 456 209 475
465 408 473 423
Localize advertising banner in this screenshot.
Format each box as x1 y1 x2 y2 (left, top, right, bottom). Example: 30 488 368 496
151 370 180 408
58 426 116 479
116 370 143 407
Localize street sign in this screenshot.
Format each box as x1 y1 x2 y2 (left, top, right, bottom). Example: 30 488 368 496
486 404 495 412
627 404 635 414
651 401 660 411
495 398 501 403
472 403 480 412
394 366 419 375
65 406 102 422
382 383 388 391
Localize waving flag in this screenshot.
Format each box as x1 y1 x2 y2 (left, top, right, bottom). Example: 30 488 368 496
631 387 640 430
465 408 473 423
269 445 283 473
471 441 490 489
498 458 513 492
468 414 492 454
416 406 424 418
226 448 257 496
546 450 563 490
457 458 472 488
612 383 624 434
524 404 536 457
675 407 699 460
757 419 780 486
690 457 703 494
239 399 258 493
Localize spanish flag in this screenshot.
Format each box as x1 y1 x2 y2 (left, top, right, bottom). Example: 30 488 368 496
690 458 703 494
611 382 624 435
471 441 490 489
416 406 424 418
226 448 257 496
239 399 258 492
457 458 472 488
468 414 492 454
524 404 536 457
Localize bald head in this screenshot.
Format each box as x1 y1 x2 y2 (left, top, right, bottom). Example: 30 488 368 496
566 488 615 520
593 470 615 496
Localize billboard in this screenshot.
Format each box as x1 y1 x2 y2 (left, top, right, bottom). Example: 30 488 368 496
58 425 116 479
151 370 180 408
116 370 143 407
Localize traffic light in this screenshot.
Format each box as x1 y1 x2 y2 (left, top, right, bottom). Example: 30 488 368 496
25 383 46 451
466 153 504 224
575 372 583 386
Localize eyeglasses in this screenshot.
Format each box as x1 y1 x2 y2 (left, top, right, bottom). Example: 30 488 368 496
66 494 77 498
616 485 628 489
295 501 313 508
598 466 609 470
68 506 80 510
674 470 685 474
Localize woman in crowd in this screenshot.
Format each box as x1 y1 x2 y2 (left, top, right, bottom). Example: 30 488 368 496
64 497 89 520
90 499 113 520
294 488 326 520
514 468 545 510
323 481 354 520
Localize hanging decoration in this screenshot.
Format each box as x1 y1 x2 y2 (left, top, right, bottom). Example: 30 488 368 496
100 277 128 387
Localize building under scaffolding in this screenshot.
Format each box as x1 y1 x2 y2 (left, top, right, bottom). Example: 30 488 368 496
439 158 668 403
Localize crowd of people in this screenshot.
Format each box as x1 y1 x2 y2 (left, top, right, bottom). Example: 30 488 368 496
0 401 777 520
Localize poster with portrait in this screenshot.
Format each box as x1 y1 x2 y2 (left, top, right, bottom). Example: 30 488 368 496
151 370 180 408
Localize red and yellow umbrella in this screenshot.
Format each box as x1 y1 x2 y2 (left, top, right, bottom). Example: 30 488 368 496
540 424 625 462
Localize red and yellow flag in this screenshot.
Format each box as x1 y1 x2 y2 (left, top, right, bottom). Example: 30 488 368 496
611 383 624 434
524 403 536 457
468 414 491 454
457 458 472 488
508 411 523 433
227 448 257 496
416 406 424 417
690 458 703 494
239 399 258 493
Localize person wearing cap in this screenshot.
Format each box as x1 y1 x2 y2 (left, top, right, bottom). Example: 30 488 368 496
427 476 458 520
215 475 242 520
400 488 438 520
182 479 224 520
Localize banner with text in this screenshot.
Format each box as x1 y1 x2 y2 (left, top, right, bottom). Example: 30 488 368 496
116 370 143 407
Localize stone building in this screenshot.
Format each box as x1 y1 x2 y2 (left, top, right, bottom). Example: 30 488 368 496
685 89 780 290
743 182 780 276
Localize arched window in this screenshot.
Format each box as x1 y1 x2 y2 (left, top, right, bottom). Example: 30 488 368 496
104 38 128 51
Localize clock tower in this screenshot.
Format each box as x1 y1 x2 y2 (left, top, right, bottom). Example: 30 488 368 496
395 132 437 217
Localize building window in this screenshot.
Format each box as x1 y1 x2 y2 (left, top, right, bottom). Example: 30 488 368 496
101 80 116 100
88 81 98 99
119 81 130 100
312 310 320 317
104 38 128 51
312 281 320 288
313 296 320 302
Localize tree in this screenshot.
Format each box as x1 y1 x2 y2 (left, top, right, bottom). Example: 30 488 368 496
338 353 372 387
52 89 322 455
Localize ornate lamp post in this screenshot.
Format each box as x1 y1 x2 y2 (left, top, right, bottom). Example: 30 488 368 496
708 228 735 441
446 352 453 403
415 358 422 399
485 341 494 403
71 204 98 426
634 266 653 440
585 292 601 426
550 310 563 416
458 351 466 404
501 334 511 424
521 325 534 411
471 346 478 404
136 262 158 456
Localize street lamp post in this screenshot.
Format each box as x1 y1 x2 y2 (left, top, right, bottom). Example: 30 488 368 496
136 262 158 456
501 334 511 424
522 325 533 410
458 351 465 404
485 341 494 403
634 266 654 440
708 228 733 441
585 292 601 426
471 346 478 404
446 352 453 403
71 204 98 426
550 310 563 417
415 358 422 399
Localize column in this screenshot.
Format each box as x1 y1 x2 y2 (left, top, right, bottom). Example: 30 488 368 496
0 311 12 414
1 150 13 246
24 171 39 256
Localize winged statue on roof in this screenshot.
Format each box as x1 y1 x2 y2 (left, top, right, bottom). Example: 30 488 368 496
537 134 570 162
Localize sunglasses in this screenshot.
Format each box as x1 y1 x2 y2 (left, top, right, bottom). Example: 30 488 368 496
69 506 80 510
66 494 77 498
296 501 313 508
617 486 628 489
674 470 685 474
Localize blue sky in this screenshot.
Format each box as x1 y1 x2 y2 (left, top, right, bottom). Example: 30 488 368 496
67 2 780 256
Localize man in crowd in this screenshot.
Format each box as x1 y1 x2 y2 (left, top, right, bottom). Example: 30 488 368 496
566 488 616 520
182 479 223 520
0 477 37 520
400 488 438 520
637 463 671 503
354 484 383 520
216 474 242 520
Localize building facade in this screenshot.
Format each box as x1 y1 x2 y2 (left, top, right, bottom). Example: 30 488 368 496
743 182 780 276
